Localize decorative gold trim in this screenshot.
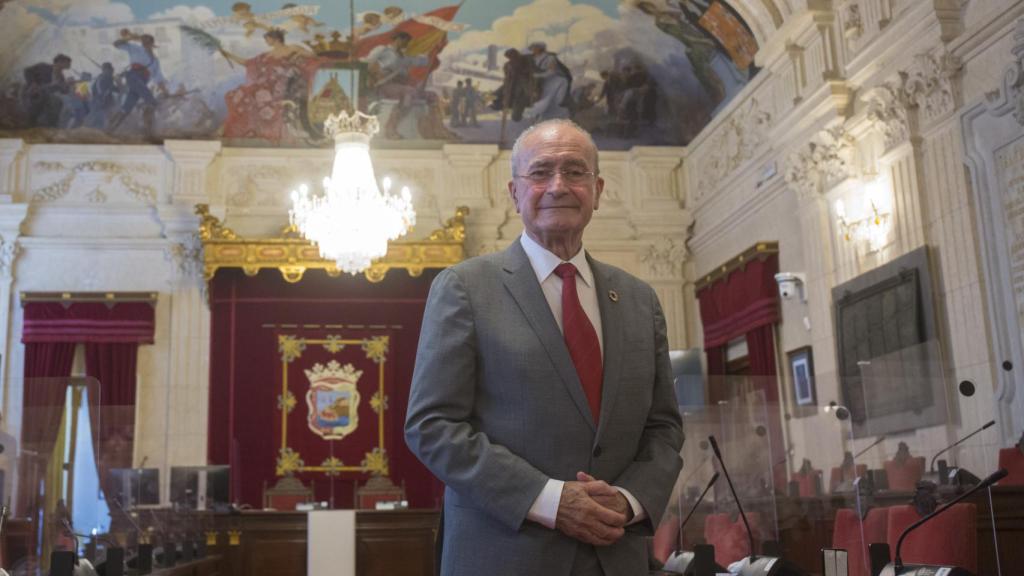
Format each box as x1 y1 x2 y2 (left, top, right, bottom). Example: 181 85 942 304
694 241 779 291
227 530 242 546
20 291 158 305
278 334 389 476
196 204 468 284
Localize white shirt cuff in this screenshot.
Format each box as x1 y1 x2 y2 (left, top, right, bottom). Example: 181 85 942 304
526 478 564 529
615 487 647 525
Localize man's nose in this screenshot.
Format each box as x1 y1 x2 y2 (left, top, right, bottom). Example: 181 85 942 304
544 172 571 191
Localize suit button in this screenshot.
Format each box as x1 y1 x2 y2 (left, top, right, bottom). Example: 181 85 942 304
592 445 602 458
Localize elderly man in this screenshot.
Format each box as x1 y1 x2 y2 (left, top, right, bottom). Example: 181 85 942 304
405 119 683 575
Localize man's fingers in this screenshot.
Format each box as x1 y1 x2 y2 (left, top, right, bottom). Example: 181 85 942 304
589 499 628 526
576 471 595 482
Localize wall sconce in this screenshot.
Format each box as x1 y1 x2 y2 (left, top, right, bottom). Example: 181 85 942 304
834 176 892 251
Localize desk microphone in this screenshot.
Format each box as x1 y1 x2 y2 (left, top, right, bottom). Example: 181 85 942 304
929 420 995 472
708 436 807 576
662 473 722 575
880 468 1007 576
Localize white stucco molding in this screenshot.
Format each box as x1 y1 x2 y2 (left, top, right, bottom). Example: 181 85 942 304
163 140 222 207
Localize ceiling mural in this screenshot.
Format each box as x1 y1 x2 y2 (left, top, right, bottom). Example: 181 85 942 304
0 0 758 149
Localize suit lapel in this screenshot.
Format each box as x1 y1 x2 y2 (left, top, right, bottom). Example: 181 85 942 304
502 240 597 431
590 256 624 439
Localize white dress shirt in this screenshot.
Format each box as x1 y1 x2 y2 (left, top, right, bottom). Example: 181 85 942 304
519 233 647 529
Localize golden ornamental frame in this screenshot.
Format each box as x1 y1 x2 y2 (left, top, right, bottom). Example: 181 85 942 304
195 204 469 284
276 334 392 477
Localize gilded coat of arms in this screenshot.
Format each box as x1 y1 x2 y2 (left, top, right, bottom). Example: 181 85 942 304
304 360 362 440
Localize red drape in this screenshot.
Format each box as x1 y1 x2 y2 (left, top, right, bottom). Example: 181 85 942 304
209 268 444 509
23 302 154 344
22 342 76 443
85 343 139 479
697 254 780 349
19 342 76 515
20 302 152 514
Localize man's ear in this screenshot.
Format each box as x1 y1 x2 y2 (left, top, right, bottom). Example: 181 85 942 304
508 180 520 213
593 176 604 211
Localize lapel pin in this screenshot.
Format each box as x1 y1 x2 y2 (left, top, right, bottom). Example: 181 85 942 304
608 290 619 302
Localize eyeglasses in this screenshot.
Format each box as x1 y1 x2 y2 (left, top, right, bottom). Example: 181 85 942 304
515 167 596 185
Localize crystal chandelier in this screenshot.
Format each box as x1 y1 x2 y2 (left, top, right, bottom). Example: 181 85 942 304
289 110 416 274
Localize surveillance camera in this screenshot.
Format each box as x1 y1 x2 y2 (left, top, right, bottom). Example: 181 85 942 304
774 272 806 302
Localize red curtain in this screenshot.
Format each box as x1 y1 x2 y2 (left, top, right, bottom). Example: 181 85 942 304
19 342 76 514
209 268 444 509
85 343 139 480
697 254 780 350
22 342 76 444
22 302 154 344
20 302 153 513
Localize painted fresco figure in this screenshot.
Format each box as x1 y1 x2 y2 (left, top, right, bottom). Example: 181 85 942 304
107 31 168 135
462 78 479 127
62 72 92 130
617 64 657 137
499 48 534 122
220 28 318 143
231 2 271 38
366 31 430 139
523 42 572 122
634 1 725 108
21 54 72 128
449 80 465 127
86 63 120 130
598 69 624 119
280 3 326 34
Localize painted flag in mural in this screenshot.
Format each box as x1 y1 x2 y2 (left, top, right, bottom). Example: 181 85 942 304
355 4 463 85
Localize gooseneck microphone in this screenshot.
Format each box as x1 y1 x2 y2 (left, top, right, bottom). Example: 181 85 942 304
708 436 755 561
854 435 887 459
662 472 722 575
708 436 809 576
675 472 719 555
889 468 1008 574
929 420 996 472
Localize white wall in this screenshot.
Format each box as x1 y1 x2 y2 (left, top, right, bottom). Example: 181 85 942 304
686 0 1024 477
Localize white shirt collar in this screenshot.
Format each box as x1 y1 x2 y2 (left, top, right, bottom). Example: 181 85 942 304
520 233 594 287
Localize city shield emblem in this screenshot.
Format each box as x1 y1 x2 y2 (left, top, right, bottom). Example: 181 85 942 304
304 360 362 440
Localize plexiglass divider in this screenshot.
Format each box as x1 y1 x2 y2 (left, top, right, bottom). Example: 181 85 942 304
3 376 206 575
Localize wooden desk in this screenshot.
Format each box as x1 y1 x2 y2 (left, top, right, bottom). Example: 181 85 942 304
151 555 222 576
209 510 438 576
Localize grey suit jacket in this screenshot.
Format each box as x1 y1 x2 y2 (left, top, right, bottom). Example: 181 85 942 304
405 238 684 576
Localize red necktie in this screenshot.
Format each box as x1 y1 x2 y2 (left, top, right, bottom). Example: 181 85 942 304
554 263 603 423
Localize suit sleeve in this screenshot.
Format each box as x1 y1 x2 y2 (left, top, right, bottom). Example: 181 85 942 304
612 285 684 531
404 268 550 531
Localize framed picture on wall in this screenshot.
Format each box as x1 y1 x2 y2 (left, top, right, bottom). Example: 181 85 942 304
788 347 816 406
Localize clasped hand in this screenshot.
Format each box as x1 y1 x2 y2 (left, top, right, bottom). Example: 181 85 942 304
554 472 633 546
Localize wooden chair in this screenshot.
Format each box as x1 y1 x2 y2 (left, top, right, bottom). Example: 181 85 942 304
354 476 406 509
262 476 314 510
